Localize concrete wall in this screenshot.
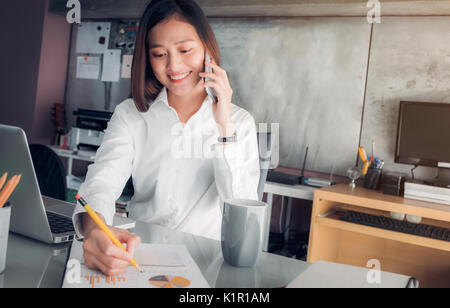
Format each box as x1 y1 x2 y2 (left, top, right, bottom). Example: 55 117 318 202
210 17 371 177
360 17 450 181
208 16 450 181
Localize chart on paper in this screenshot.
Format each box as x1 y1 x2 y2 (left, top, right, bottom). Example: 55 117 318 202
63 241 209 288
80 271 191 289
149 275 191 288
83 275 127 288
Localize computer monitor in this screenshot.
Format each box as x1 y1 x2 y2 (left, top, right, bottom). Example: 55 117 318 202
395 101 450 168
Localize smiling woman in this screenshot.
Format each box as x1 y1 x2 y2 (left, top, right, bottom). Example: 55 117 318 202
73 0 260 277
148 17 205 103
131 0 220 113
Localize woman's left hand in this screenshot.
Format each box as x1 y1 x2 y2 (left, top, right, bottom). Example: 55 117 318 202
199 59 235 137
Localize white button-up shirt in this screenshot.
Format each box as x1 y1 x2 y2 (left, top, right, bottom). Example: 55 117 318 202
73 87 260 240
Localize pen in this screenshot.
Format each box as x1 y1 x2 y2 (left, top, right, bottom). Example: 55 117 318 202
372 140 375 159
75 194 144 273
362 161 371 175
358 147 371 175
358 147 368 163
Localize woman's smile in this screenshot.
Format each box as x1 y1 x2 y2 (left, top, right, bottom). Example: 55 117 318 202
168 71 192 83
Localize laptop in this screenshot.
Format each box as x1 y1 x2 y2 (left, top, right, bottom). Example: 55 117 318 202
0 124 78 243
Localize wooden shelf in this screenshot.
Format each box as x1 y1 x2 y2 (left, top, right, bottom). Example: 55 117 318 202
316 184 450 222
308 183 450 287
316 213 450 252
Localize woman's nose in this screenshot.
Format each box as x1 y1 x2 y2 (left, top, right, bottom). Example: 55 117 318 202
167 54 182 71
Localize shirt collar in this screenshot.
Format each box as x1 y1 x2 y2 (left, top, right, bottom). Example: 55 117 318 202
153 87 214 110
153 87 169 106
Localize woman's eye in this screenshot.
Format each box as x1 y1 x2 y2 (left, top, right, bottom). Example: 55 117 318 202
153 53 165 58
181 49 192 53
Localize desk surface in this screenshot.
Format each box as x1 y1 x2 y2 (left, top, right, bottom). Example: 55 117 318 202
1 222 310 288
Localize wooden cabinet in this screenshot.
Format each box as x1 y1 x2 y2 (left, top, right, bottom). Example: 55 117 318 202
307 184 450 288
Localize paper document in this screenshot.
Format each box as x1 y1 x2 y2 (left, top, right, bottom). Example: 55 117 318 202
76 56 100 80
121 55 133 79
101 50 121 82
63 240 210 288
76 22 111 54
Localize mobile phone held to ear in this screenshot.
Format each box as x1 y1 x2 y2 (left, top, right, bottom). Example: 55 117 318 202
204 52 218 103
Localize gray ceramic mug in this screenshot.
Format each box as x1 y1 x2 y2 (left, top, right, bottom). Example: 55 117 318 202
221 199 267 267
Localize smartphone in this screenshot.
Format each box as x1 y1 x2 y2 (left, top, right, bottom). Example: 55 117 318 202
204 52 218 103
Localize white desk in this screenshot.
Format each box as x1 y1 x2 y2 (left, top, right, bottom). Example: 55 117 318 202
1 222 310 288
262 181 316 251
2 224 413 288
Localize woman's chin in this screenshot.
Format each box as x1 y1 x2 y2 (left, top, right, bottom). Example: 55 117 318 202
166 80 203 97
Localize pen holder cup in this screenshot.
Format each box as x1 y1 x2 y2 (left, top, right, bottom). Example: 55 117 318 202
364 167 382 190
0 204 11 274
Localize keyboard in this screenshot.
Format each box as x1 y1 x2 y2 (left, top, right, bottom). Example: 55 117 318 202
46 211 75 234
340 210 450 242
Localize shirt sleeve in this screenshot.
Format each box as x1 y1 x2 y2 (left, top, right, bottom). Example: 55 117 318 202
72 103 134 237
212 111 260 204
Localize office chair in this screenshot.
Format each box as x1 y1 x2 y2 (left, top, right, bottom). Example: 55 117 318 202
257 132 273 201
29 144 67 201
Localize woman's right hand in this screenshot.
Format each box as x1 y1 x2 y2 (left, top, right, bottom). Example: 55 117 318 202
81 213 141 276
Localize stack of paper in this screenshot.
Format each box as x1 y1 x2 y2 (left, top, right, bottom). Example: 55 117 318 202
404 182 450 205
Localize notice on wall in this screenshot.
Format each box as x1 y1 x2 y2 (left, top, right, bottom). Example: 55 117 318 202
76 56 101 80
121 55 133 79
76 22 111 54
101 50 122 82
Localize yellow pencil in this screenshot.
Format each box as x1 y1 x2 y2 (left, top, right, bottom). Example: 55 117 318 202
75 194 143 273
0 174 20 209
0 173 7 190
358 146 368 163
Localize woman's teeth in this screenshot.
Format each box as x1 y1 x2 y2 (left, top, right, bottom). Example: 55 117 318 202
170 72 191 80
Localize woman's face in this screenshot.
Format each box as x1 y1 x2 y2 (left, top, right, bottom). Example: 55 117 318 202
148 16 205 98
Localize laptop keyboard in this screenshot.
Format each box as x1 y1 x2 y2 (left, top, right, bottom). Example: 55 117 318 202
46 211 75 234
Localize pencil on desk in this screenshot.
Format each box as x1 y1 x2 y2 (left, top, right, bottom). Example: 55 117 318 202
0 175 15 207
0 173 7 190
75 194 144 273
0 174 21 209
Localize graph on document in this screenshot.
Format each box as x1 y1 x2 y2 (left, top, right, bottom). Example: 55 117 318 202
83 275 127 288
63 242 210 288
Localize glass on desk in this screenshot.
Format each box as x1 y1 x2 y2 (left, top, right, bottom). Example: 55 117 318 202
346 167 361 189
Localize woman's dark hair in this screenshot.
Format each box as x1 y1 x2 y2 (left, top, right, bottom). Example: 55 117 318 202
131 0 220 112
